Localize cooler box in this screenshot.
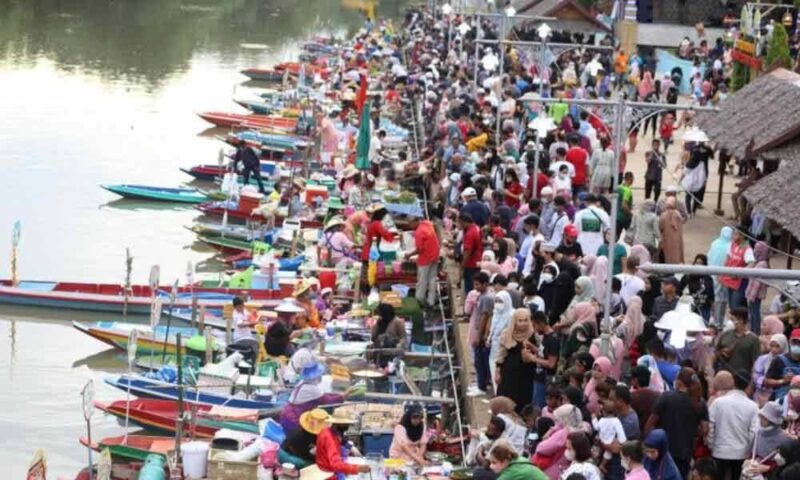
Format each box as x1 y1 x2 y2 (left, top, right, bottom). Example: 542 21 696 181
239 192 264 215
361 429 394 457
260 161 277 175
304 185 329 206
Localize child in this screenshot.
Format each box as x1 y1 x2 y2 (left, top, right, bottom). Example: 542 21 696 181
784 376 800 438
592 398 627 472
232 296 254 341
609 277 626 317
659 113 675 153
551 164 573 193
542 385 562 420
521 403 542 456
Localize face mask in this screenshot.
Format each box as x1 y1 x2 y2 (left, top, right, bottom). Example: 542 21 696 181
564 449 575 461
775 453 786 466
621 457 630 471
792 345 800 356
541 273 554 284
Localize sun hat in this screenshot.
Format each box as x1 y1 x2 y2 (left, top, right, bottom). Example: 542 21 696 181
759 401 783 425
460 187 477 198
292 280 314 297
275 298 305 313
299 409 331 435
301 362 326 381
365 202 386 214
324 217 345 231
340 165 359 179
327 412 357 425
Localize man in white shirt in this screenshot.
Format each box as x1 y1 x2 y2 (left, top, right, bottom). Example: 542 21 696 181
232 297 254 341
616 257 646 304
548 196 570 246
708 371 758 480
521 217 546 277
573 194 610 258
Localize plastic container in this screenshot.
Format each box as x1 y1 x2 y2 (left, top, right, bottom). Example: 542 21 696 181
362 430 394 457
181 441 210 479
138 454 166 480
318 270 336 291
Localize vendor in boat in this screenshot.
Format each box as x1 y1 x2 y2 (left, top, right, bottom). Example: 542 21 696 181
389 404 430 466
322 217 357 268
264 320 296 358
344 210 369 243
293 280 321 328
316 413 370 479
315 287 336 322
280 177 306 216
279 361 344 434
232 140 266 194
232 297 256 342
279 408 329 468
370 302 407 367
360 203 397 263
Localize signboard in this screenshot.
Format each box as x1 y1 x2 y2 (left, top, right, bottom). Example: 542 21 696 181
81 381 95 421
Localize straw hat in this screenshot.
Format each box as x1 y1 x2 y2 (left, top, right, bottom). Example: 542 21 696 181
292 178 306 190
292 279 314 297
365 202 386 214
299 409 330 435
275 298 305 313
326 197 345 210
299 464 333 480
324 217 345 232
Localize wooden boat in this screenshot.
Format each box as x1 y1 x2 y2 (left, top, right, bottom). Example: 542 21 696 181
197 234 255 254
74 462 145 480
195 203 323 228
240 68 285 82
196 111 297 129
79 434 175 462
71 321 210 355
273 62 329 78
179 164 284 183
94 398 261 438
104 375 288 413
189 221 269 241
0 280 278 314
101 184 208 204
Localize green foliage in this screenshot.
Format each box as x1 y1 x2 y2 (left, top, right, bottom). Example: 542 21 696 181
766 23 793 69
731 61 748 91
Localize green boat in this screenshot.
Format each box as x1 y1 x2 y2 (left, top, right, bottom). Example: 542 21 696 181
102 184 209 204
197 234 254 253
80 434 173 462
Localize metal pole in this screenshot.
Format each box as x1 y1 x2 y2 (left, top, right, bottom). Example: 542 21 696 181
715 154 725 215
532 142 540 195
495 16 506 146
473 36 480 96
175 333 184 472
602 98 625 333
639 263 800 280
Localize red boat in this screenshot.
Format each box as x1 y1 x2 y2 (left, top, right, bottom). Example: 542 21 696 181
0 279 278 314
94 399 260 439
196 111 298 129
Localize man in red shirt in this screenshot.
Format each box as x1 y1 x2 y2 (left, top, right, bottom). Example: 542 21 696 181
459 211 482 294
405 215 442 307
565 133 589 196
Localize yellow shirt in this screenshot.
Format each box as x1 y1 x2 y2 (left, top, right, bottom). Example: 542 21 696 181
466 133 488 153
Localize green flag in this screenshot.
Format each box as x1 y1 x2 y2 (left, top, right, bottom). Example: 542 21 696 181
355 101 371 170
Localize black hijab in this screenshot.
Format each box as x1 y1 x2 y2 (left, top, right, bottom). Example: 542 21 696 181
401 405 424 442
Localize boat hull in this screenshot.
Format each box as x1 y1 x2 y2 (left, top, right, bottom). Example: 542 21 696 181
102 184 208 204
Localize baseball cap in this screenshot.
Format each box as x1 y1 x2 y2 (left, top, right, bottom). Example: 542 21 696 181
791 328 800 341
564 224 578 237
461 187 477 198
662 276 680 287
540 186 553 196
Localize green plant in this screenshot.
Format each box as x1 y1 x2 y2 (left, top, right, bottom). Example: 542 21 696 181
766 23 793 69
731 61 748 91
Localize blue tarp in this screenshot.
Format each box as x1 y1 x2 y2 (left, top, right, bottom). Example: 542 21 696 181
655 48 706 94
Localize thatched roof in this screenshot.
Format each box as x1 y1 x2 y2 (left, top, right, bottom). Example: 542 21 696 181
761 137 800 161
517 0 613 34
743 160 800 240
695 69 800 160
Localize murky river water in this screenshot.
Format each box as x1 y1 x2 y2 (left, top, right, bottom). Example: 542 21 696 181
0 0 404 475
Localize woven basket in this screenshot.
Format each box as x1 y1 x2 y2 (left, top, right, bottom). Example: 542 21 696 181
207 448 258 480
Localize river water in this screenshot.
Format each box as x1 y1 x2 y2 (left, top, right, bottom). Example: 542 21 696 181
0 0 404 476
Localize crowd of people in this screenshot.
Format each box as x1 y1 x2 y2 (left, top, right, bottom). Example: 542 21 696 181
371 5 800 480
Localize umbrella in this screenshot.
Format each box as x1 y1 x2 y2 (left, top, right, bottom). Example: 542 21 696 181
654 296 708 349
528 116 557 138
682 126 709 142
355 101 371 170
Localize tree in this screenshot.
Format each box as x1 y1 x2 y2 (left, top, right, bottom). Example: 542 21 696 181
766 23 793 69
731 61 748 91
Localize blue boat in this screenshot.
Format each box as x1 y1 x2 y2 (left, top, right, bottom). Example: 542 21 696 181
101 184 209 204
105 374 288 414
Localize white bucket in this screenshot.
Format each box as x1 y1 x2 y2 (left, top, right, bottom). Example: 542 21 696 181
181 441 210 479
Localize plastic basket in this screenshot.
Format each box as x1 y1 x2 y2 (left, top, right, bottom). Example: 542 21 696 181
207 448 258 480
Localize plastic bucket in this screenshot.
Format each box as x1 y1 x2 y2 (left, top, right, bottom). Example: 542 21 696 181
318 271 336 291
180 441 209 479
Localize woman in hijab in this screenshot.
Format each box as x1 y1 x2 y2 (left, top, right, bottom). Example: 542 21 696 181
489 397 528 454
371 302 407 367
557 301 597 337
659 197 684 264
533 404 583 480
556 277 595 331
746 241 771 334
488 291 514 392
760 316 785 351
679 253 715 322
626 201 661 252
708 226 733 324
616 296 645 350
590 331 626 380
629 244 653 280
584 356 613 415
753 333 788 406
547 270 577 325
637 354 666 392
638 71 655 100
389 405 429 465
643 429 682 480
588 257 609 303
495 308 536 411
265 321 295 358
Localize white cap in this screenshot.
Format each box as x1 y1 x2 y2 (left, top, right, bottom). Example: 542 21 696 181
461 187 477 198
666 185 678 194
449 172 461 182
540 186 554 196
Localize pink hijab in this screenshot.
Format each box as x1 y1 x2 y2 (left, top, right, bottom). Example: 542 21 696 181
585 356 613 415
618 296 644 349
630 244 651 279
760 316 785 351
567 301 597 334
589 256 609 302
638 71 654 99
